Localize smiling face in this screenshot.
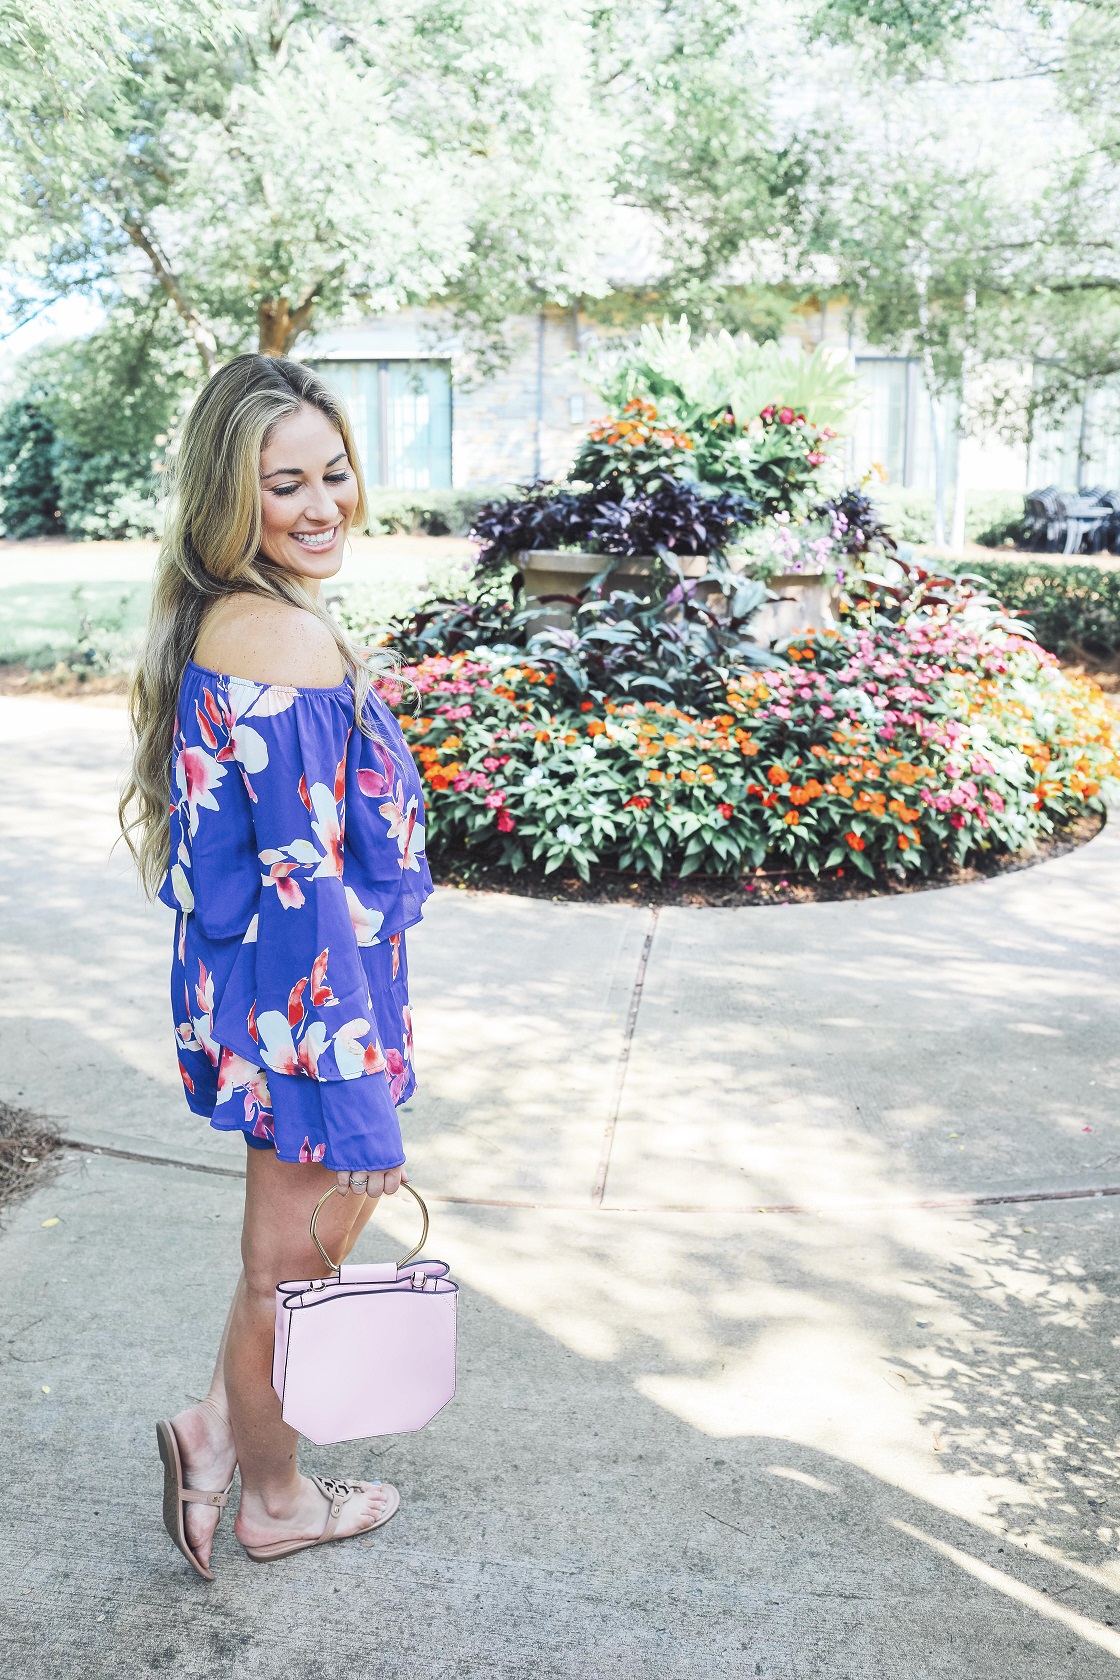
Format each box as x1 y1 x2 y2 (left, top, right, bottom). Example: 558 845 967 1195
258 403 360 591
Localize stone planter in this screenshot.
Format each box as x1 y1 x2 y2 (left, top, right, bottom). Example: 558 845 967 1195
517 552 838 643
748 573 838 647
518 550 709 629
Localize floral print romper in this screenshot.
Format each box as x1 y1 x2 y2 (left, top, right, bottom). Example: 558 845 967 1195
159 661 433 1171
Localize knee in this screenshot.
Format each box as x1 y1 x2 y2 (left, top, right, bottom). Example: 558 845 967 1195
241 1238 317 1306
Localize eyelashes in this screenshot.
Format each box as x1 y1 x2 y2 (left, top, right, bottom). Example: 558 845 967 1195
268 471 352 499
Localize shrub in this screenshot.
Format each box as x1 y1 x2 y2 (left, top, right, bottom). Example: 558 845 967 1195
958 558 1120 661
368 560 776 709
0 301 195 540
470 477 757 575
380 616 1118 883
870 487 1028 548
589 318 859 434
0 398 63 537
363 488 489 537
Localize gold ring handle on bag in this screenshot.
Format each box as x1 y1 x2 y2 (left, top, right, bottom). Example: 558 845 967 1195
310 1180 429 1273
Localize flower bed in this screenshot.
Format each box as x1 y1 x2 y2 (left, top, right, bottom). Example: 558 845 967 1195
379 620 1119 883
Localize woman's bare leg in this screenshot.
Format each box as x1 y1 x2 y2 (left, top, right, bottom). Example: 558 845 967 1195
226 1148 394 1549
167 1154 388 1564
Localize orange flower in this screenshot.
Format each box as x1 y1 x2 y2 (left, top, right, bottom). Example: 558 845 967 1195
663 733 679 749
534 729 550 743
679 768 697 784
647 768 664 783
783 810 799 825
697 763 716 782
767 765 789 785
441 735 462 751
845 832 866 851
897 835 910 850
587 720 606 736
563 732 577 745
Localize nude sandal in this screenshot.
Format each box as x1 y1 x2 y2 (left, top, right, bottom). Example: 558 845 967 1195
156 1418 234 1582
241 1474 400 1562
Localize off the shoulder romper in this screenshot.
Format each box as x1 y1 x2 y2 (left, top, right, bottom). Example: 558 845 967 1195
158 661 433 1171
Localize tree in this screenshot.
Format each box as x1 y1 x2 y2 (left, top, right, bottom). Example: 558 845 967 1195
0 0 612 370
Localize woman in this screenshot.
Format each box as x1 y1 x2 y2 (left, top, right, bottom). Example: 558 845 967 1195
120 354 432 1577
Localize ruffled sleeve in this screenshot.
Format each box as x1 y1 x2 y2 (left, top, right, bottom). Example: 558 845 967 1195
208 681 408 1171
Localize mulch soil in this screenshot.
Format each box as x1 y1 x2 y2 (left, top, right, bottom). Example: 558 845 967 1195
0 1099 62 1219
0 664 128 702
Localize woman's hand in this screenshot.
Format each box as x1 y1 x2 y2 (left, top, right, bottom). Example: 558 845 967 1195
335 1167 405 1200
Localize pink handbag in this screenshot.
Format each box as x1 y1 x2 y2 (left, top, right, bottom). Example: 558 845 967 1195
273 1183 458 1446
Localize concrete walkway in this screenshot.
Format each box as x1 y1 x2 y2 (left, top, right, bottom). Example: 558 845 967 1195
2 694 1120 1678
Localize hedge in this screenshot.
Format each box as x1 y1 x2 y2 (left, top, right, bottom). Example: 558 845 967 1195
961 558 1120 661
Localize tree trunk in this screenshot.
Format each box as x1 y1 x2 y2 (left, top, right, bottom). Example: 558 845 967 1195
915 261 946 547
258 293 319 357
949 286 976 554
928 385 947 548
124 220 217 376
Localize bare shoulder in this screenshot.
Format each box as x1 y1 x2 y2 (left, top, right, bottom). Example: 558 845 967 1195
193 594 347 689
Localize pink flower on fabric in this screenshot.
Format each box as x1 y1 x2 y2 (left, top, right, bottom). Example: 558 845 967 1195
258 852 307 909
309 782 344 878
299 1137 326 1164
379 786 426 873
176 746 227 836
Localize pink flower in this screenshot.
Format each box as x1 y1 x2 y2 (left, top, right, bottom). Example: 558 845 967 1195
950 812 968 829
806 452 827 467
299 1137 326 1164
778 406 795 424
496 810 515 832
484 790 506 808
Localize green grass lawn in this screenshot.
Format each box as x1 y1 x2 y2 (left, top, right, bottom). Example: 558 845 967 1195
0 581 152 664
0 541 473 667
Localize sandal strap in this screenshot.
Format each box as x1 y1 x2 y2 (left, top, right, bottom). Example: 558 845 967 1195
311 1474 364 1543
180 1485 230 1508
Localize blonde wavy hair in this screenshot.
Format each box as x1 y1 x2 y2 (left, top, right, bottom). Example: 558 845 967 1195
120 354 373 897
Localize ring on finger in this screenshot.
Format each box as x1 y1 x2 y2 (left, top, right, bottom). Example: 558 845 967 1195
348 1171 368 1191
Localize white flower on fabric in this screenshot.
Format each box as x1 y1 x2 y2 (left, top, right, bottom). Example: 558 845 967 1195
345 886 385 947
256 1009 300 1075
242 914 258 944
170 863 194 911
228 723 269 773
379 786 425 873
233 684 297 719
216 1050 269 1107
333 1018 388 1080
284 839 322 866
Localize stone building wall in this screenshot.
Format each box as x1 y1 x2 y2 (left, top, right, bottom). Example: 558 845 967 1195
305 305 613 490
